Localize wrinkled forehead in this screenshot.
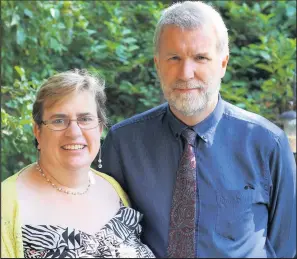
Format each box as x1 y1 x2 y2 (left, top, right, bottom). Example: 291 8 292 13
159 24 218 53
161 23 216 40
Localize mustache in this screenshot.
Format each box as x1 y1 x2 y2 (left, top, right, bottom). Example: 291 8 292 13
172 80 206 89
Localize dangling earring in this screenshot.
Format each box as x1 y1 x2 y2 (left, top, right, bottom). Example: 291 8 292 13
98 148 102 169
37 144 41 162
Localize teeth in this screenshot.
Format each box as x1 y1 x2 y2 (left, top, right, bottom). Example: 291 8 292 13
63 145 85 150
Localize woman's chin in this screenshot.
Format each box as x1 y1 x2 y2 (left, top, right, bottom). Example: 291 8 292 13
62 160 91 171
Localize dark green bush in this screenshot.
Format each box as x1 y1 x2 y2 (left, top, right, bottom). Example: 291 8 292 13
1 0 295 181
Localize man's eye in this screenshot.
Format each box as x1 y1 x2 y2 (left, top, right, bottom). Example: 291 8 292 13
168 56 180 61
52 119 66 125
195 56 208 61
79 117 94 123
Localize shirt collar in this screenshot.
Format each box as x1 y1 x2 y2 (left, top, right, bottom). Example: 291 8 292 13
166 94 225 143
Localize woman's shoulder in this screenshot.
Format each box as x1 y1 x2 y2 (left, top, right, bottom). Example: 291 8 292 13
91 168 130 207
2 173 19 199
2 163 33 192
2 172 20 223
1 164 34 213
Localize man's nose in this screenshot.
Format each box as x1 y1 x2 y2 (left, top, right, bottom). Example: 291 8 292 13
178 59 196 81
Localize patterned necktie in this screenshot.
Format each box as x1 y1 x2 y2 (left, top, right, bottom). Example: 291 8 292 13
167 128 197 258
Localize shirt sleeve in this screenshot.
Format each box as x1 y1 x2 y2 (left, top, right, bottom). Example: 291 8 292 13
1 218 14 258
101 129 127 192
267 131 296 258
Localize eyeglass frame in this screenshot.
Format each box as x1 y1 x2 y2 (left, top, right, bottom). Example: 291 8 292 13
41 116 101 131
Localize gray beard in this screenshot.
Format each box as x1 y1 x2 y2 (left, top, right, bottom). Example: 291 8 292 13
162 80 221 117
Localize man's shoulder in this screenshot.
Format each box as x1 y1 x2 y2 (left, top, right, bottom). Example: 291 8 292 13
222 100 284 138
110 102 168 132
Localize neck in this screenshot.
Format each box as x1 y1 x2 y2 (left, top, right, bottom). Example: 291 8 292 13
37 159 90 189
170 96 218 126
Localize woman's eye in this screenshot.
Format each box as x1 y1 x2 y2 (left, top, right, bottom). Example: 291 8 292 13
52 119 65 125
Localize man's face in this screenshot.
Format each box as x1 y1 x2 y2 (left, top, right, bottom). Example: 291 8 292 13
154 25 228 117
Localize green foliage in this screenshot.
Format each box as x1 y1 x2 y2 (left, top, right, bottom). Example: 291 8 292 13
215 0 296 120
1 67 41 180
1 0 165 180
1 1 296 180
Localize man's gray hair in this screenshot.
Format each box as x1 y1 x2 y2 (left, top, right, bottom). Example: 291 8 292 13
153 1 229 56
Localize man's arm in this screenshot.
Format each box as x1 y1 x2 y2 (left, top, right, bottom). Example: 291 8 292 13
100 129 127 191
268 131 296 258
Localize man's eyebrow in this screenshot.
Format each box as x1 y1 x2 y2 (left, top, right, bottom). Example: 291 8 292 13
165 52 179 57
77 112 94 117
195 52 210 56
164 52 210 57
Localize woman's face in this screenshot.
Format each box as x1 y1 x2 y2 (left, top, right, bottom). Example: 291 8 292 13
34 91 102 171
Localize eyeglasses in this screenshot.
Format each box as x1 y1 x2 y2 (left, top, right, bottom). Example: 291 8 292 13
41 116 101 131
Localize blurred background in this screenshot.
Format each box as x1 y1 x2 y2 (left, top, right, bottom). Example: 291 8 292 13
1 0 296 181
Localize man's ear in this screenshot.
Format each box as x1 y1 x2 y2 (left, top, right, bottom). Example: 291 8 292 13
99 124 104 135
220 54 229 78
154 55 160 74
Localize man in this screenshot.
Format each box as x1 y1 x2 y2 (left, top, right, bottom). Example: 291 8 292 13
101 1 296 258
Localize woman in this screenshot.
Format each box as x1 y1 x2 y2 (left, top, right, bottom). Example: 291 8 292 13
1 69 155 258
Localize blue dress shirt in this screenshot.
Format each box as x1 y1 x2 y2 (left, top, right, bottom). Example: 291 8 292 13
101 95 296 258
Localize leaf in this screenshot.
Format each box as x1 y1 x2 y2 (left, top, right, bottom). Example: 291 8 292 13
255 64 274 73
49 38 61 52
11 13 20 26
16 27 25 45
259 36 268 44
223 71 232 82
50 8 56 18
259 51 271 61
122 28 131 35
95 45 107 50
233 81 248 87
122 37 137 44
14 66 26 80
253 3 261 12
19 119 31 125
86 29 97 35
24 9 33 18
128 45 139 52
286 6 296 17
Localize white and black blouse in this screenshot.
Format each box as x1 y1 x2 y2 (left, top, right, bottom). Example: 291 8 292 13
22 205 155 258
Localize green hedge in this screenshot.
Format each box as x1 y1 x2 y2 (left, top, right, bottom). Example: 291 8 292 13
1 0 296 181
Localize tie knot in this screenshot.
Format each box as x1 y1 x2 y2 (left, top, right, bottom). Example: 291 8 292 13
181 128 197 146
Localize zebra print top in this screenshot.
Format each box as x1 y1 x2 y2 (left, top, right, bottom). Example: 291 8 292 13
22 205 155 258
